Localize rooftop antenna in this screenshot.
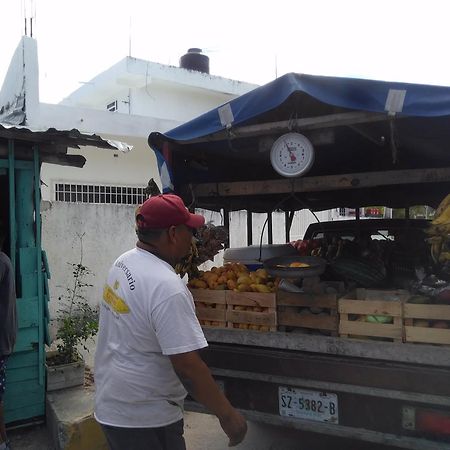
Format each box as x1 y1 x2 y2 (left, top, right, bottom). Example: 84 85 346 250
128 16 132 57
23 0 36 37
23 0 27 35
275 53 278 79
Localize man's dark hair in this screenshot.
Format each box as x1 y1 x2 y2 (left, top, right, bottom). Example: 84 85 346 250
136 227 166 244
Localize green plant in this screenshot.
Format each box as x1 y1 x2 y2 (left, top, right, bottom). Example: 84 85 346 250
53 234 98 365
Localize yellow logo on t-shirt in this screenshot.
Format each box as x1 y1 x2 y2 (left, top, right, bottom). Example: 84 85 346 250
103 285 130 314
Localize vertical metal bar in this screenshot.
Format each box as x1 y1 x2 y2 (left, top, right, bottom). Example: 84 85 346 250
285 211 295 243
267 212 273 245
8 140 16 271
285 211 296 243
246 211 253 246
223 209 230 249
34 146 44 386
356 207 360 220
285 211 290 243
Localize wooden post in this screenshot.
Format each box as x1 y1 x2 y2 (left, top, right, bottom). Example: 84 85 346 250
34 146 44 385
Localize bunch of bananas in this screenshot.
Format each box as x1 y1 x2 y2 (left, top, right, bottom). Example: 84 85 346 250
427 194 450 263
175 223 228 280
175 241 200 279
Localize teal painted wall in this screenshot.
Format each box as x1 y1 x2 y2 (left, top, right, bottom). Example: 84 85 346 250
1 149 47 424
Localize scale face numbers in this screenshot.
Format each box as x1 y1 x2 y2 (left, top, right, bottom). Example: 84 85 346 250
270 132 314 177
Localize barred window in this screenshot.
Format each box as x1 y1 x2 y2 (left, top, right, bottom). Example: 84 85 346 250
54 183 147 205
106 100 118 112
338 208 346 216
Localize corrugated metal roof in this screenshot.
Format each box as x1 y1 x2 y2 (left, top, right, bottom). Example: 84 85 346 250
0 122 132 152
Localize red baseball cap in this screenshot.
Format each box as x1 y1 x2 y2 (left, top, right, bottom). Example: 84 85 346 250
136 194 205 230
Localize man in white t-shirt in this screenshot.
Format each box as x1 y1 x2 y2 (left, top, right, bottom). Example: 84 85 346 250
94 194 247 450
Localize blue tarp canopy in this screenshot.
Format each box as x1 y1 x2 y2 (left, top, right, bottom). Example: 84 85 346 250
148 73 450 212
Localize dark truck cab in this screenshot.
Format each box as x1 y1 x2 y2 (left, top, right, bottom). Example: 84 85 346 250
149 74 450 449
302 218 432 286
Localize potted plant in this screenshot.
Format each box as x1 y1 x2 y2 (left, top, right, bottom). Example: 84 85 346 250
46 235 99 391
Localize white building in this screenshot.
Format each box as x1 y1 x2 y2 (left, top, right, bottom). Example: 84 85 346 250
1 38 258 203
0 37 261 343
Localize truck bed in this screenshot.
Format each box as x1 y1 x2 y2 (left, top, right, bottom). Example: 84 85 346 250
202 328 450 369
189 329 450 449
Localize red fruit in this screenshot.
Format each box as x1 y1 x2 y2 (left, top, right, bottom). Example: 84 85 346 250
436 289 450 304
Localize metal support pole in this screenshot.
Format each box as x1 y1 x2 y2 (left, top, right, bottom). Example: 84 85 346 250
267 212 273 245
8 140 16 271
247 211 253 246
285 211 294 243
223 209 230 249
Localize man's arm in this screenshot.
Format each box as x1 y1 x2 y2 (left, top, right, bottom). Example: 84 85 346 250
170 350 247 447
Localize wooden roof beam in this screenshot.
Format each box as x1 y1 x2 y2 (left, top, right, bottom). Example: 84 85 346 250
186 167 450 198
183 111 392 144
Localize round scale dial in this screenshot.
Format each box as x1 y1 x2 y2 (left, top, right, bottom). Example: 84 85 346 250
270 132 314 177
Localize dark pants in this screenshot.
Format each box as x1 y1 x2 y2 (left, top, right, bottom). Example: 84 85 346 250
0 356 8 402
101 419 186 450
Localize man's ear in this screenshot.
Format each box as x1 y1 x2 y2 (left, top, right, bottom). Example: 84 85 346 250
167 225 178 244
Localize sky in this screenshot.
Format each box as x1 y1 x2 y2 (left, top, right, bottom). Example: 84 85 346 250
1 0 450 104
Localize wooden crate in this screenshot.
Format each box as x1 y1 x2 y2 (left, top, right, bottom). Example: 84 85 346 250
277 290 338 335
226 291 277 332
404 303 450 345
338 289 408 342
190 289 227 328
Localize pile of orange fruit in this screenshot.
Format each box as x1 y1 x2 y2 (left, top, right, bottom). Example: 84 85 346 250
188 263 278 293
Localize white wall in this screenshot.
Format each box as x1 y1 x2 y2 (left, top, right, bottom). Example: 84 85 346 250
41 202 137 329
60 57 257 115
41 201 332 366
128 82 235 123
0 36 39 123
194 208 332 270
40 134 160 201
42 203 332 318
81 81 240 122
32 102 177 138
290 210 332 240
0 38 255 203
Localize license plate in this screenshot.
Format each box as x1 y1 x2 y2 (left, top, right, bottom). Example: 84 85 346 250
279 386 339 423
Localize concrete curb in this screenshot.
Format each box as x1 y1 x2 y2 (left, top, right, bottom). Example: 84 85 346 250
46 386 107 450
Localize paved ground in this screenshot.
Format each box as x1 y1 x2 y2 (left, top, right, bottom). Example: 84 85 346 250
8 412 398 450
8 422 51 449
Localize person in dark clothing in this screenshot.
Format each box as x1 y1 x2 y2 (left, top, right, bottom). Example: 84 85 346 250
0 224 17 450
